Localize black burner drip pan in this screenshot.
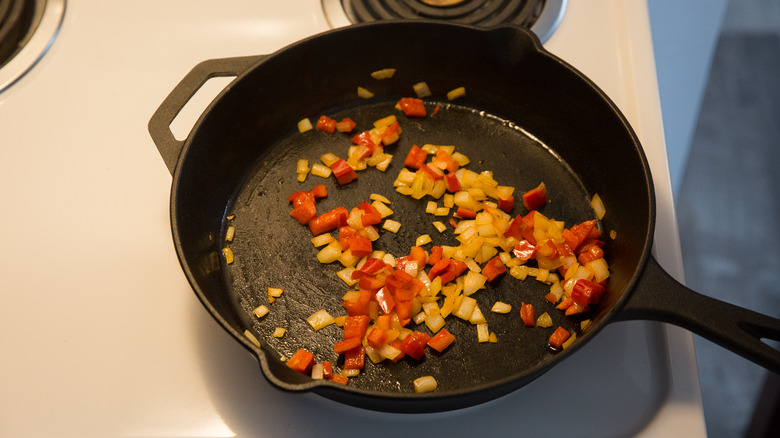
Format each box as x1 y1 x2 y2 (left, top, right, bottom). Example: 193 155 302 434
343 0 546 28
0 0 37 68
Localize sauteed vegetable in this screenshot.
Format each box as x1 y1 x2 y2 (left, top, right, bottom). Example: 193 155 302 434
274 100 611 389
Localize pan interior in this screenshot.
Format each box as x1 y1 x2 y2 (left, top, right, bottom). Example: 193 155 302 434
222 100 598 395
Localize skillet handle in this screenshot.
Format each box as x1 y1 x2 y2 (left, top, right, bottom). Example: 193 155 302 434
615 256 780 374
148 55 263 175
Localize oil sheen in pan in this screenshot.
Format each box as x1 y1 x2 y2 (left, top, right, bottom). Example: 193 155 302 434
220 101 599 393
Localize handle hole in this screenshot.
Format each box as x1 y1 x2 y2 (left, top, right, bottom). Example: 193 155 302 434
170 75 236 141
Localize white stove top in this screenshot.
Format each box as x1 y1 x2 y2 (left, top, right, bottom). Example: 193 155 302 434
0 1 706 436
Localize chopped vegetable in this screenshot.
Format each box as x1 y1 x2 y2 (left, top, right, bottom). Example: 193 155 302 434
253 305 269 318
297 118 313 133
446 86 466 100
397 97 426 117
222 247 234 264
371 68 396 79
287 349 315 374
357 86 374 99
307 309 335 330
413 81 432 98
413 375 438 393
548 326 571 349
272 327 286 338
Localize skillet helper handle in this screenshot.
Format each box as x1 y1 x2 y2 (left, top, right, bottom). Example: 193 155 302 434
616 256 780 374
148 55 263 174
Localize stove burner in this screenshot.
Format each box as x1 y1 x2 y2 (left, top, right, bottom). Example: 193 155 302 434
0 0 36 67
0 0 65 93
322 0 566 42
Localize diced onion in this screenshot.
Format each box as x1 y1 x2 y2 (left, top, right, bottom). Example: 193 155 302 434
311 233 334 247
447 86 466 101
297 118 313 133
413 81 432 98
311 363 324 379
306 309 335 330
370 68 396 79
476 322 490 342
272 327 286 338
536 312 553 328
320 152 340 167
337 267 358 285
243 330 262 348
591 193 606 219
432 221 447 233
357 86 375 99
413 375 438 393
491 301 512 314
416 234 432 246
383 219 402 233
253 305 269 318
425 314 446 333
311 163 332 178
221 247 234 264
468 305 486 324
317 241 342 263
225 225 235 242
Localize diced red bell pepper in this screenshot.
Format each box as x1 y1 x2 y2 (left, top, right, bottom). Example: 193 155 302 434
439 259 468 284
562 219 597 251
578 242 605 265
522 182 547 211
308 206 348 236
286 349 315 374
445 173 462 193
455 207 477 219
512 240 537 261
367 327 389 349
410 246 427 265
503 215 524 240
329 373 349 385
397 97 426 117
386 268 414 290
338 225 357 250
571 278 606 306
399 332 428 360
336 117 357 133
537 240 559 259
427 329 455 353
548 327 571 349
330 158 358 185
316 115 337 133
394 300 414 326
427 258 451 280
498 195 514 213
342 289 371 316
289 203 317 225
351 257 386 279
343 346 365 370
389 339 406 362
347 236 373 257
343 315 370 339
322 361 333 379
393 285 416 302
288 190 317 224
358 201 382 226
434 150 459 173
427 246 443 266
358 275 385 291
481 256 506 282
420 162 445 180
375 286 395 314
309 184 327 199
556 297 574 310
334 337 363 354
520 302 535 327
403 144 428 170
381 121 401 145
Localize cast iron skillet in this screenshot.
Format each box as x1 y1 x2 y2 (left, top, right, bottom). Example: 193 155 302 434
148 21 780 413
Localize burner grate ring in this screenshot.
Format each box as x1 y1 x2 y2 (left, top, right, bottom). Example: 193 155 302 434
344 0 544 28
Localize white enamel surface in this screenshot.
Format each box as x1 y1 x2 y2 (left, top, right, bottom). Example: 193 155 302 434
0 1 704 436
